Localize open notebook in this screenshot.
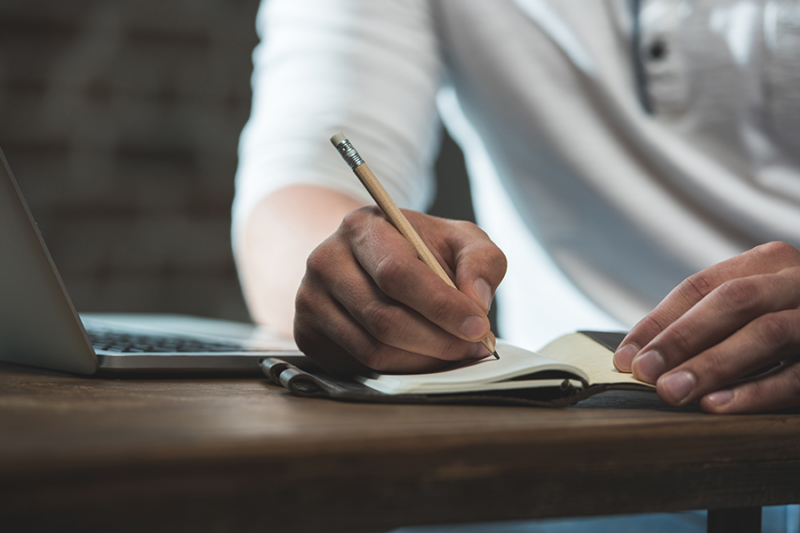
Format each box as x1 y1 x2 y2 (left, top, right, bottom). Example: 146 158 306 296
260 331 655 407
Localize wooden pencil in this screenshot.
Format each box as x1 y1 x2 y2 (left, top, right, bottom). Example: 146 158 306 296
330 132 499 359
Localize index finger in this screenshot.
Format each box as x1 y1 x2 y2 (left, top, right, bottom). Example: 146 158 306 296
614 242 800 371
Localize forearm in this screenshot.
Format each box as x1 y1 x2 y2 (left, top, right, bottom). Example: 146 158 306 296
235 185 365 336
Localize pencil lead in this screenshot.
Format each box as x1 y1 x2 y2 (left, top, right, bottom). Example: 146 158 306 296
492 351 500 360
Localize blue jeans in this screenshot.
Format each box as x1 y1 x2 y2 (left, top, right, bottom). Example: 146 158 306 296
393 506 799 533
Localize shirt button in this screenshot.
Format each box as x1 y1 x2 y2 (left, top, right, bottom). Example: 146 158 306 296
648 39 668 61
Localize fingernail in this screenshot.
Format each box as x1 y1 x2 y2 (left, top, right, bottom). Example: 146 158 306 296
704 389 734 410
460 315 487 340
631 350 665 382
659 370 696 405
474 278 493 311
613 344 639 372
467 343 491 359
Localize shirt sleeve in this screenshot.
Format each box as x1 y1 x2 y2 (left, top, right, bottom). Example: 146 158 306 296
232 0 443 246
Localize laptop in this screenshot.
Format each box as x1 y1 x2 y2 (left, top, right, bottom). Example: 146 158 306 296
0 147 305 375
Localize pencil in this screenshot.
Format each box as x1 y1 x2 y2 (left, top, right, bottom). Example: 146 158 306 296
330 132 499 360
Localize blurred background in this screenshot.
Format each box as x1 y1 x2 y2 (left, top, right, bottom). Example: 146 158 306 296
0 0 476 324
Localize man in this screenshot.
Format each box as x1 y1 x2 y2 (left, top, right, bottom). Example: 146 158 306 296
234 0 800 412
234 1 800 530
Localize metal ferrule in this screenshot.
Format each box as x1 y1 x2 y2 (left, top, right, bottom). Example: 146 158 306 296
334 138 364 170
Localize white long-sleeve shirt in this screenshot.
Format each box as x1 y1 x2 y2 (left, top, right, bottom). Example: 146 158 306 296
234 0 800 349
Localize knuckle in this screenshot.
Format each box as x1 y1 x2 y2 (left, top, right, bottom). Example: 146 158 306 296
637 313 669 337
294 285 312 314
680 273 714 302
452 219 481 233
666 325 694 358
742 367 799 409
483 245 508 279
339 210 361 235
788 266 800 283
745 377 769 405
755 241 798 262
373 254 409 295
305 244 332 277
754 314 791 351
365 302 404 345
342 205 371 226
427 291 458 325
716 279 760 314
340 206 381 237
695 349 730 384
456 222 508 278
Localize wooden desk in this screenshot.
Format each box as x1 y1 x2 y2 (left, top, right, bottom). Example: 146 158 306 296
1 362 798 533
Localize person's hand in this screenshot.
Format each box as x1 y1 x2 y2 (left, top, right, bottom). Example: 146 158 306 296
613 242 800 413
294 206 507 375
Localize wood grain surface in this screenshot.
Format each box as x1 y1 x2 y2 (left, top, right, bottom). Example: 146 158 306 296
1 361 798 532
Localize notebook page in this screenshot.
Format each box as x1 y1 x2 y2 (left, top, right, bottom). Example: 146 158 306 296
538 333 651 387
357 340 588 394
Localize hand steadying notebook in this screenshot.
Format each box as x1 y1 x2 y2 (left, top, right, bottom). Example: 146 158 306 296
261 331 655 407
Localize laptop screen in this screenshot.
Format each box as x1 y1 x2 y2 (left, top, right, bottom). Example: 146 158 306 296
0 147 97 374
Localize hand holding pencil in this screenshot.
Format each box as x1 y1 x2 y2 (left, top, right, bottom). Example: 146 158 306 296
291 133 506 375
330 133 499 359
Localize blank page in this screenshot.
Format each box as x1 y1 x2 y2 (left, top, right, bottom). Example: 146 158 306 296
357 340 588 394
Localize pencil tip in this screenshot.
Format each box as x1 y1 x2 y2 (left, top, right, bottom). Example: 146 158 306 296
492 351 499 360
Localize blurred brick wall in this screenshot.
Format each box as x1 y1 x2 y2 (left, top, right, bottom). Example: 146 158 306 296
0 0 261 321
0 0 479 328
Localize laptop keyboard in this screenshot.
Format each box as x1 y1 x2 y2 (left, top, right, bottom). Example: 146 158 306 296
86 328 254 353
